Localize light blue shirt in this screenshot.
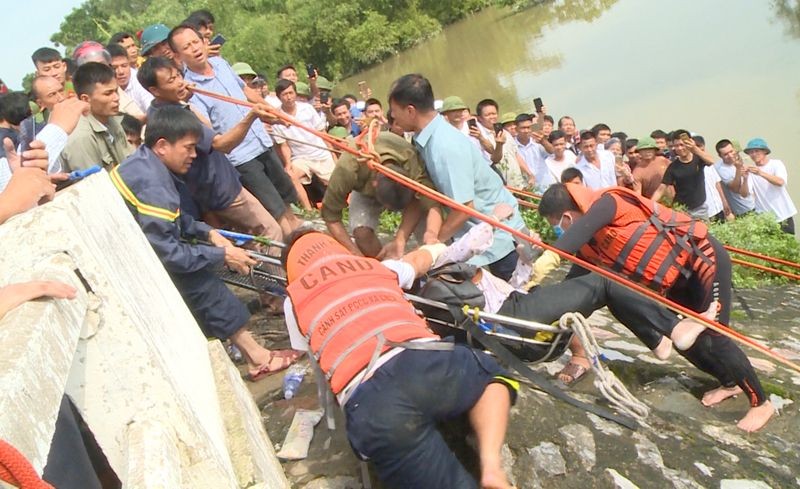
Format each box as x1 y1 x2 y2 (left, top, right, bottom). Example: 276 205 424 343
714 159 755 216
185 56 273 167
415 115 526 267
575 149 617 190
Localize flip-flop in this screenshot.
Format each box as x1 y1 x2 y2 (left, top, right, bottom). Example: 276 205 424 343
556 361 590 386
248 349 303 381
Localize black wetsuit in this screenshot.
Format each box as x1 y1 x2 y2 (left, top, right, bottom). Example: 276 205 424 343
549 195 766 407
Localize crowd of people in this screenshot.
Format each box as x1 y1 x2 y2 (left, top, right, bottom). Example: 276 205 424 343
0 8 794 488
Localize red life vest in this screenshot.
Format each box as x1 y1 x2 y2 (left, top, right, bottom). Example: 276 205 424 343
564 184 710 292
286 253 438 394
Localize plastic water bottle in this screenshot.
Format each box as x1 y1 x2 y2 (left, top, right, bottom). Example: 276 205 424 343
283 364 307 400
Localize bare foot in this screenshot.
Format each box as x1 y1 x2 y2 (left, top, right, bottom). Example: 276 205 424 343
481 464 512 489
652 336 672 360
671 319 706 351
737 401 774 432
702 385 743 407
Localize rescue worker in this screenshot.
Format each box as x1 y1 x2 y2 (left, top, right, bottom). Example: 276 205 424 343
535 183 773 432
281 229 516 489
111 106 300 380
321 129 441 258
137 56 284 245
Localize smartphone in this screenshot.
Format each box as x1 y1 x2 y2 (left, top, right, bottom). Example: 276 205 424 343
306 63 316 78
210 34 226 46
493 122 504 134
467 119 478 130
320 91 329 104
533 97 544 113
680 132 691 143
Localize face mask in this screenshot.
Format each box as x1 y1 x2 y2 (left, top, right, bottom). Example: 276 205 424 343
552 214 569 238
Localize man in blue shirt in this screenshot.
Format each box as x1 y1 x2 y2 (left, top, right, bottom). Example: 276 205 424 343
138 56 283 244
388 74 527 280
169 24 302 237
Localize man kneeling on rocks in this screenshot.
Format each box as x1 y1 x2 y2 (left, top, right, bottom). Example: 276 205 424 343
281 229 517 489
112 106 300 380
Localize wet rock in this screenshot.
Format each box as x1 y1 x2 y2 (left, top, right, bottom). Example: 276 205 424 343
701 425 751 449
500 443 517 487
600 347 636 363
558 424 596 471
633 435 664 470
586 412 624 437
719 480 772 489
769 393 793 414
636 354 668 365
755 456 792 477
747 356 776 374
605 468 640 489
528 442 566 477
604 340 651 353
712 447 740 464
301 476 361 489
693 462 714 477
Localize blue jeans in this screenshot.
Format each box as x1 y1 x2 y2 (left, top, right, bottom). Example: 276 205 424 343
344 346 512 489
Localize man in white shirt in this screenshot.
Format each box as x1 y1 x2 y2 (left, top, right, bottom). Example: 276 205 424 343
469 100 531 188
574 130 616 190
107 43 153 115
440 95 481 153
272 79 335 208
538 130 576 191
743 138 797 234
713 139 755 217
515 114 556 191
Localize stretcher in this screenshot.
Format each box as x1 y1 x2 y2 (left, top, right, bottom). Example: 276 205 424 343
213 232 642 430
214 242 573 365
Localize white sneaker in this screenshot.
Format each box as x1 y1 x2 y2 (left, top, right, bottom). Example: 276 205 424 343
434 223 494 267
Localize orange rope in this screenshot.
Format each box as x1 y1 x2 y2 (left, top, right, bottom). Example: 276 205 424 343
0 440 53 489
516 199 539 210
731 257 800 281
188 86 800 374
506 185 541 199
727 245 800 270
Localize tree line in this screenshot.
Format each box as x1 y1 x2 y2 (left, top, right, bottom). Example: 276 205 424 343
50 0 498 83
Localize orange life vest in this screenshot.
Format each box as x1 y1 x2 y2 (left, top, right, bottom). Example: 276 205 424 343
286 253 438 394
564 183 710 292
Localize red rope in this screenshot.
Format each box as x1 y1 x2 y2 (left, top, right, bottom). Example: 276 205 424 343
0 440 53 489
188 86 800 374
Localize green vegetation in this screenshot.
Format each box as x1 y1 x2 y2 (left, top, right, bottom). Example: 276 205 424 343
708 213 800 288
49 0 496 84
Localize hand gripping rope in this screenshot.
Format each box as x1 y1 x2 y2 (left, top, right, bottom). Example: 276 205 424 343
187 86 800 376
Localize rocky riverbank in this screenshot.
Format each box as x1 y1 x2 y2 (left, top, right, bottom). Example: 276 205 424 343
237 282 800 489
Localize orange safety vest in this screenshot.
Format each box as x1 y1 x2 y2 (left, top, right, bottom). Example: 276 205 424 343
286 253 438 394
564 183 710 292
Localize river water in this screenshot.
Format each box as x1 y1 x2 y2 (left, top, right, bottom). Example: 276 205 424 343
341 0 800 223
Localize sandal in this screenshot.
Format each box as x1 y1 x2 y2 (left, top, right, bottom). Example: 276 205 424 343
557 360 590 386
248 349 303 381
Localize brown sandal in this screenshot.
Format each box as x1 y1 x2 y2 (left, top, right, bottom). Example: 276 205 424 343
557 360 590 386
248 349 303 381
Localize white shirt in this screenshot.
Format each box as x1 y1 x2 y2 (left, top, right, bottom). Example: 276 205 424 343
539 152 577 190
265 94 282 108
714 159 755 216
575 149 617 190
126 68 155 114
516 137 549 184
271 102 329 161
0 124 69 192
747 159 797 222
704 165 724 217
